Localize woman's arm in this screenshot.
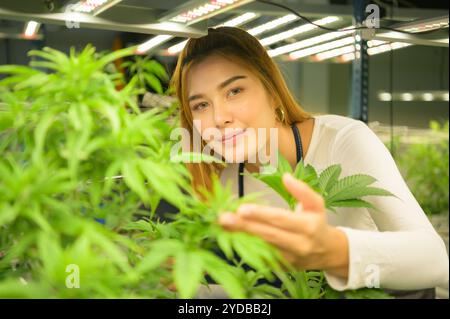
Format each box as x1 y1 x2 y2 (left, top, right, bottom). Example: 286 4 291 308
219 120 448 292
323 120 449 291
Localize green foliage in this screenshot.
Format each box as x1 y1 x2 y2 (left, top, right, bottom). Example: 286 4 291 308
391 120 449 216
121 56 169 95
0 45 189 298
250 153 396 298
0 45 397 299
250 153 396 212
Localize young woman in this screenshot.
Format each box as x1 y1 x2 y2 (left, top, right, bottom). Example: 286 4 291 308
170 27 448 297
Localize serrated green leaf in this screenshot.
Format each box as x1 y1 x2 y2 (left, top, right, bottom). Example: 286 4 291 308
136 239 182 273
328 186 395 203
144 73 163 94
198 251 246 298
122 160 149 203
216 231 234 260
174 250 203 298
318 164 342 194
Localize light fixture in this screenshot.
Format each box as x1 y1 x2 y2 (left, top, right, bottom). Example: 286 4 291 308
23 21 40 39
422 93 434 101
314 45 355 61
136 35 174 54
368 42 412 55
220 11 259 27
166 12 258 55
71 0 122 16
377 91 449 102
288 36 355 60
401 93 414 101
379 92 392 101
247 14 298 36
268 26 353 57
340 41 412 62
166 0 254 24
395 15 449 33
260 16 340 47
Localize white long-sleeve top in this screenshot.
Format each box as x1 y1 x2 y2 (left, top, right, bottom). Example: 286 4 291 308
219 114 449 291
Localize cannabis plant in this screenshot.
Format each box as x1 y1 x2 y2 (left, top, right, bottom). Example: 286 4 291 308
248 155 396 298
0 45 190 298
392 120 449 216
121 55 170 95
0 45 394 299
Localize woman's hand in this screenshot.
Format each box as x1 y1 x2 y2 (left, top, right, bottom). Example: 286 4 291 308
218 173 349 279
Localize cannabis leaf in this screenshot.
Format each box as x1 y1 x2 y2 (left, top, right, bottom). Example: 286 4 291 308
251 153 397 213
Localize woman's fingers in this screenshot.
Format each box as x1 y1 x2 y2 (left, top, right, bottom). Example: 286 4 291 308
282 173 325 213
219 213 308 253
234 203 316 234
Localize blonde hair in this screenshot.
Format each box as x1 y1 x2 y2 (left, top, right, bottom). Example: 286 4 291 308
170 26 312 195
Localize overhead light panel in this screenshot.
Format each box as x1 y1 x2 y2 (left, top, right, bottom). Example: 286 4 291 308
268 26 353 57
377 90 449 102
260 16 340 47
314 45 355 61
71 0 122 16
220 11 259 27
23 21 40 39
288 36 355 60
166 0 254 24
137 35 174 54
340 41 412 62
247 14 298 36
395 15 449 33
166 12 258 55
314 39 406 61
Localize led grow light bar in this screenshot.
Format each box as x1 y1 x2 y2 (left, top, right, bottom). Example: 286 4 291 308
247 14 298 36
71 0 122 16
339 41 412 62
23 21 40 39
166 12 258 55
260 16 340 47
313 39 396 61
287 36 355 60
136 35 174 54
377 91 449 102
395 15 449 33
313 45 355 61
268 26 354 57
167 0 254 24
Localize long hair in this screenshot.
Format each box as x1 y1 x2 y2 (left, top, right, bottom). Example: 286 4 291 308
170 26 312 195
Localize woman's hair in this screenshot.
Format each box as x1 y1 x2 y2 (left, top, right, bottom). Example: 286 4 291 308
170 26 312 195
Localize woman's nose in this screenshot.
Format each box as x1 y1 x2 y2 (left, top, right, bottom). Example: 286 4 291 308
213 103 233 127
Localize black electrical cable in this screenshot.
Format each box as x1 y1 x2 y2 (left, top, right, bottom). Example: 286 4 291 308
255 0 448 35
388 1 395 157
389 46 395 156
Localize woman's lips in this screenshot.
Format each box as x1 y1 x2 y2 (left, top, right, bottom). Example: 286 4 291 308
221 129 246 144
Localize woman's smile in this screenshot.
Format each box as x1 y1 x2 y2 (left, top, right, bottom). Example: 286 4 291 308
221 128 247 145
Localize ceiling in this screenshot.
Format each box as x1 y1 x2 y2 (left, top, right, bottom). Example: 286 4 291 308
0 0 448 62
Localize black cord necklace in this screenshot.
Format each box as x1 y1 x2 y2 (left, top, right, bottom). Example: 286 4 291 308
238 123 303 198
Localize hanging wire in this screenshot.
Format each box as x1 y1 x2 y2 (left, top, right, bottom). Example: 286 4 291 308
389 1 395 157
255 0 447 35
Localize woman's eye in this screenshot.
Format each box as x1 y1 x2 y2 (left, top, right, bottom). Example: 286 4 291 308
228 87 243 97
193 102 208 111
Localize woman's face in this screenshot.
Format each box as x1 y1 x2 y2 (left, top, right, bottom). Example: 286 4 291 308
186 54 279 163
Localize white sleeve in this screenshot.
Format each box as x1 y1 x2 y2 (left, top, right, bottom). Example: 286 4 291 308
323 120 449 291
